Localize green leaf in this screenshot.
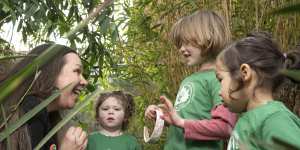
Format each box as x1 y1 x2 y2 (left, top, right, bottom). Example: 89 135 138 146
34 88 102 150
0 45 64 105
271 3 300 15
280 69 300 82
0 55 29 61
0 89 61 142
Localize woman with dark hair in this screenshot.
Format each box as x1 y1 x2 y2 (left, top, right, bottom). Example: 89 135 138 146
0 44 88 150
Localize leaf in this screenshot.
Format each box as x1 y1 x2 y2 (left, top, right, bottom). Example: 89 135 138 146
271 2 300 15
0 88 62 142
280 69 300 82
0 45 65 105
33 88 102 150
0 55 29 61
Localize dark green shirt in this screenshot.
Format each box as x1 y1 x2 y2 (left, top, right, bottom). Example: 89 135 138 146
228 101 300 150
164 70 223 150
86 132 141 150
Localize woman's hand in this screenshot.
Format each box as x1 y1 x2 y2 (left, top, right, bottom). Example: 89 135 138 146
60 126 88 150
159 96 185 128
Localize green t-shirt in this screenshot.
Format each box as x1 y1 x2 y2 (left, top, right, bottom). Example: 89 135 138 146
228 101 300 150
86 132 142 150
164 70 223 150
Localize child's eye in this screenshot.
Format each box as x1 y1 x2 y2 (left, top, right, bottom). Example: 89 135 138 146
115 108 121 111
101 108 109 111
74 69 81 74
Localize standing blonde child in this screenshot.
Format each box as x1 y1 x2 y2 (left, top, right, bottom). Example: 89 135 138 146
216 32 300 149
87 91 141 150
145 10 237 150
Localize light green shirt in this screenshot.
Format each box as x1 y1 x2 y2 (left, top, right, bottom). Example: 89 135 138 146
86 132 141 150
228 101 300 150
164 70 223 150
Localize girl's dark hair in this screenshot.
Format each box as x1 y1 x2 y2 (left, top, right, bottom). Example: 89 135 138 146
0 43 77 150
275 47 300 117
218 32 285 98
95 91 135 130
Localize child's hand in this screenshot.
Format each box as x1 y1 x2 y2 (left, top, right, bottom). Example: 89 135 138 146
145 105 160 120
159 96 185 128
60 126 88 150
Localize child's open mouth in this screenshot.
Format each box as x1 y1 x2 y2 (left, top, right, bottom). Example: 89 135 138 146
107 117 115 121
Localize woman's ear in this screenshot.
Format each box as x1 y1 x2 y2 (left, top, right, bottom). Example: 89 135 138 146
240 64 252 82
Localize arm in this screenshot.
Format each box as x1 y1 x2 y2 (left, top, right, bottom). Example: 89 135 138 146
160 96 237 140
184 104 237 140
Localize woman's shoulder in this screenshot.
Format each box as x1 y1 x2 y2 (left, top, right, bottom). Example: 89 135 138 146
22 95 41 111
21 95 48 121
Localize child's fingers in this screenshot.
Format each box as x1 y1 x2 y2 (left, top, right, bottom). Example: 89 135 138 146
77 129 87 146
160 96 174 111
160 113 171 124
80 137 88 150
145 105 158 120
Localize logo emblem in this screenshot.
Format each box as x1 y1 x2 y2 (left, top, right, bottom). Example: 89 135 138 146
174 82 193 110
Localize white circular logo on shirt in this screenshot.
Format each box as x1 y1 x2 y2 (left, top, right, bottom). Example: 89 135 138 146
174 82 193 110
228 131 240 150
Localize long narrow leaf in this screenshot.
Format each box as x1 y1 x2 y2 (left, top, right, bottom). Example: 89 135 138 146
0 55 30 61
0 44 62 104
34 88 102 150
271 3 300 15
1 105 11 150
280 69 300 82
0 84 72 142
0 90 60 141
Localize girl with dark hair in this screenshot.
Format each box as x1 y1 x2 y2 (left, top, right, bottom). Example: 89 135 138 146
87 91 141 150
0 43 88 150
215 32 300 149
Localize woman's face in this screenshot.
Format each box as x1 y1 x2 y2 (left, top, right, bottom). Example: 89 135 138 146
55 53 88 109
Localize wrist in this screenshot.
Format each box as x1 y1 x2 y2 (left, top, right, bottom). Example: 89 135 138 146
177 118 185 128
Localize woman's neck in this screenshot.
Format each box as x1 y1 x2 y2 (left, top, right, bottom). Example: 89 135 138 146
99 127 123 137
247 87 274 111
199 61 216 71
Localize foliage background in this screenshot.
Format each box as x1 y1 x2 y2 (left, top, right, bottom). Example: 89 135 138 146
0 0 300 149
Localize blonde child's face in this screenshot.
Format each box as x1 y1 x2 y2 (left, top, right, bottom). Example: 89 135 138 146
216 59 248 113
98 96 125 131
179 43 202 66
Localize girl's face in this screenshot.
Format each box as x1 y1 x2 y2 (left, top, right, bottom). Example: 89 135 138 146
179 43 202 66
216 59 248 113
55 53 88 109
98 97 125 131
